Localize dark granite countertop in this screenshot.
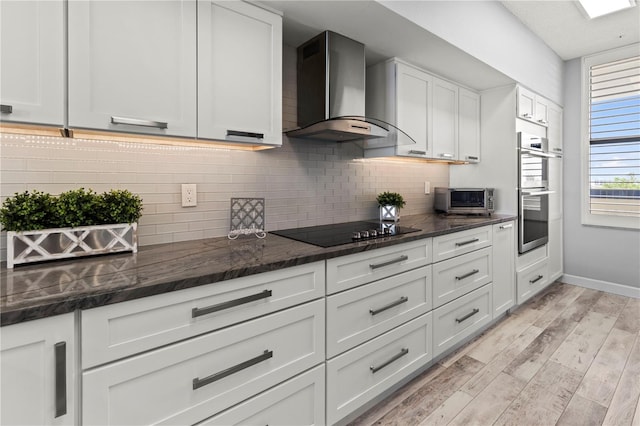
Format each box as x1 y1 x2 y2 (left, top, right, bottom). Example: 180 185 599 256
1 213 516 326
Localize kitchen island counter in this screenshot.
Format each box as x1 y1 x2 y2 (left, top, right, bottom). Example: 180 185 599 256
1 213 515 325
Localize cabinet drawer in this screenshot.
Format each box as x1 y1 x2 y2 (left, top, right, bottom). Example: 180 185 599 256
433 284 492 357
432 226 492 262
326 313 432 425
82 261 324 368
432 247 492 309
327 265 432 358
198 365 325 426
517 258 549 305
83 299 325 425
327 239 432 294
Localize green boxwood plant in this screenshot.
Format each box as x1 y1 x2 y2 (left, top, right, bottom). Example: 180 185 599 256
0 188 143 232
376 191 406 209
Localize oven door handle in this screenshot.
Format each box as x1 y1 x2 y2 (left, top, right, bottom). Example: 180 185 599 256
520 148 559 158
521 190 555 196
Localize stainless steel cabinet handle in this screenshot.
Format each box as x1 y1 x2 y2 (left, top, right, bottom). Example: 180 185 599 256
465 155 479 161
192 290 272 318
369 296 409 315
227 130 264 139
193 350 273 390
455 308 480 323
499 223 513 229
111 116 168 129
455 269 480 281
370 348 409 373
538 119 548 125
54 342 67 418
523 113 533 119
369 255 409 270
439 153 454 158
553 147 563 152
0 104 13 114
529 275 544 284
455 238 479 247
409 150 427 155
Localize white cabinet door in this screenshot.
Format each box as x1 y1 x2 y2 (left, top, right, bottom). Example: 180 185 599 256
432 77 458 160
1 314 75 426
534 97 549 126
395 62 432 157
0 0 64 126
548 103 564 156
198 0 282 145
492 221 515 317
516 86 536 121
458 87 480 162
68 0 197 137
548 218 563 282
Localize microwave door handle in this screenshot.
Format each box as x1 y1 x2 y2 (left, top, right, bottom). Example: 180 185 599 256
521 190 555 196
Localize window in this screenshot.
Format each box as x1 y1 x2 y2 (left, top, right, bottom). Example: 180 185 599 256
582 44 640 229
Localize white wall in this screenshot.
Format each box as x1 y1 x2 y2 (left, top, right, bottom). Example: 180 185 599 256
377 0 564 105
562 58 640 290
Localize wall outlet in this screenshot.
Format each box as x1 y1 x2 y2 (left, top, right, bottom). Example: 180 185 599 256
181 184 197 207
424 181 431 194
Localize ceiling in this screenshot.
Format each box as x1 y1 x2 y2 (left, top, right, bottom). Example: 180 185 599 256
501 0 640 60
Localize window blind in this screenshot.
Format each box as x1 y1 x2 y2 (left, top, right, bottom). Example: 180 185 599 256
589 55 640 218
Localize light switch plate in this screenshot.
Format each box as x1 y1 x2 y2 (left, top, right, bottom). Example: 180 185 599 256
181 184 197 207
424 181 431 194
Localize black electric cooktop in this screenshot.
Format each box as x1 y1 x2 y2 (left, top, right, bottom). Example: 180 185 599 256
270 221 421 248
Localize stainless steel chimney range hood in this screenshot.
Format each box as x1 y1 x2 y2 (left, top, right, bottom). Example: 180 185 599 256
285 31 414 148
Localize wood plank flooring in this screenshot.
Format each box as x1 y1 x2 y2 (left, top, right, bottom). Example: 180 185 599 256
349 282 640 426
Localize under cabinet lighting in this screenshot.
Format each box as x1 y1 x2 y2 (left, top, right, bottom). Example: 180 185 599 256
577 0 636 18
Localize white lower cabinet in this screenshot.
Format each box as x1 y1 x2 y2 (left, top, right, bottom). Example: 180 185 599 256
432 247 492 309
198 365 325 426
517 257 549 305
82 299 325 425
432 284 492 357
326 313 433 425
492 221 516 316
0 313 75 426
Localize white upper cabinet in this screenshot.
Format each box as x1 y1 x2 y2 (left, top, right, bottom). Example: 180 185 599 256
547 102 563 155
198 0 282 145
458 88 481 163
432 77 458 161
366 59 432 158
68 0 197 137
0 0 64 126
517 85 550 127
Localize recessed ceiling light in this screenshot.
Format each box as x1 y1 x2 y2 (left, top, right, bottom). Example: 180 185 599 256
577 0 636 19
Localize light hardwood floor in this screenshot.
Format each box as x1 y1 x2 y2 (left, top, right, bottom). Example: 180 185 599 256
350 282 640 426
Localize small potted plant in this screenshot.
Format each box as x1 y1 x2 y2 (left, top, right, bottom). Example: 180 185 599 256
1 188 143 268
376 191 406 222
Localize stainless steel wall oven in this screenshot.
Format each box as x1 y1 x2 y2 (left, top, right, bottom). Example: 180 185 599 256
518 132 556 254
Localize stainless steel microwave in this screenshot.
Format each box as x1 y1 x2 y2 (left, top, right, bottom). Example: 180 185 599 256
434 188 495 215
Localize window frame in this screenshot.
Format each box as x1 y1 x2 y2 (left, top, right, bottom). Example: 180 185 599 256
581 43 640 230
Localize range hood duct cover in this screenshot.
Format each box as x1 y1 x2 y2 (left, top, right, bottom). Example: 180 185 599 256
286 31 415 147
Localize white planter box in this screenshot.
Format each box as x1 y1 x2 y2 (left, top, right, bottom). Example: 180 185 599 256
379 205 400 222
7 223 137 268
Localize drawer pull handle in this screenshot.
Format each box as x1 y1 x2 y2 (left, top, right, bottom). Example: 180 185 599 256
455 238 479 247
409 150 427 155
369 255 409 270
455 269 480 281
192 290 272 318
370 348 409 373
1 104 13 114
227 130 264 140
111 116 168 129
456 308 480 324
370 296 409 315
193 350 273 390
529 275 544 284
499 224 513 229
54 342 67 418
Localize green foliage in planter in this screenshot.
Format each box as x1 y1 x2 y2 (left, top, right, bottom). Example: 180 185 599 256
53 188 100 228
98 190 143 224
0 190 57 232
0 188 144 232
376 191 406 209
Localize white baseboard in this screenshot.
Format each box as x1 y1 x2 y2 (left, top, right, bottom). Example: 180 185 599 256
561 274 640 299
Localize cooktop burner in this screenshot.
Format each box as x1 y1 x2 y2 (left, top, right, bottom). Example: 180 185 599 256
270 221 421 248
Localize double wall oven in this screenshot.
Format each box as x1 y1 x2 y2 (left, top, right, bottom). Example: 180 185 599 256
518 132 557 254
